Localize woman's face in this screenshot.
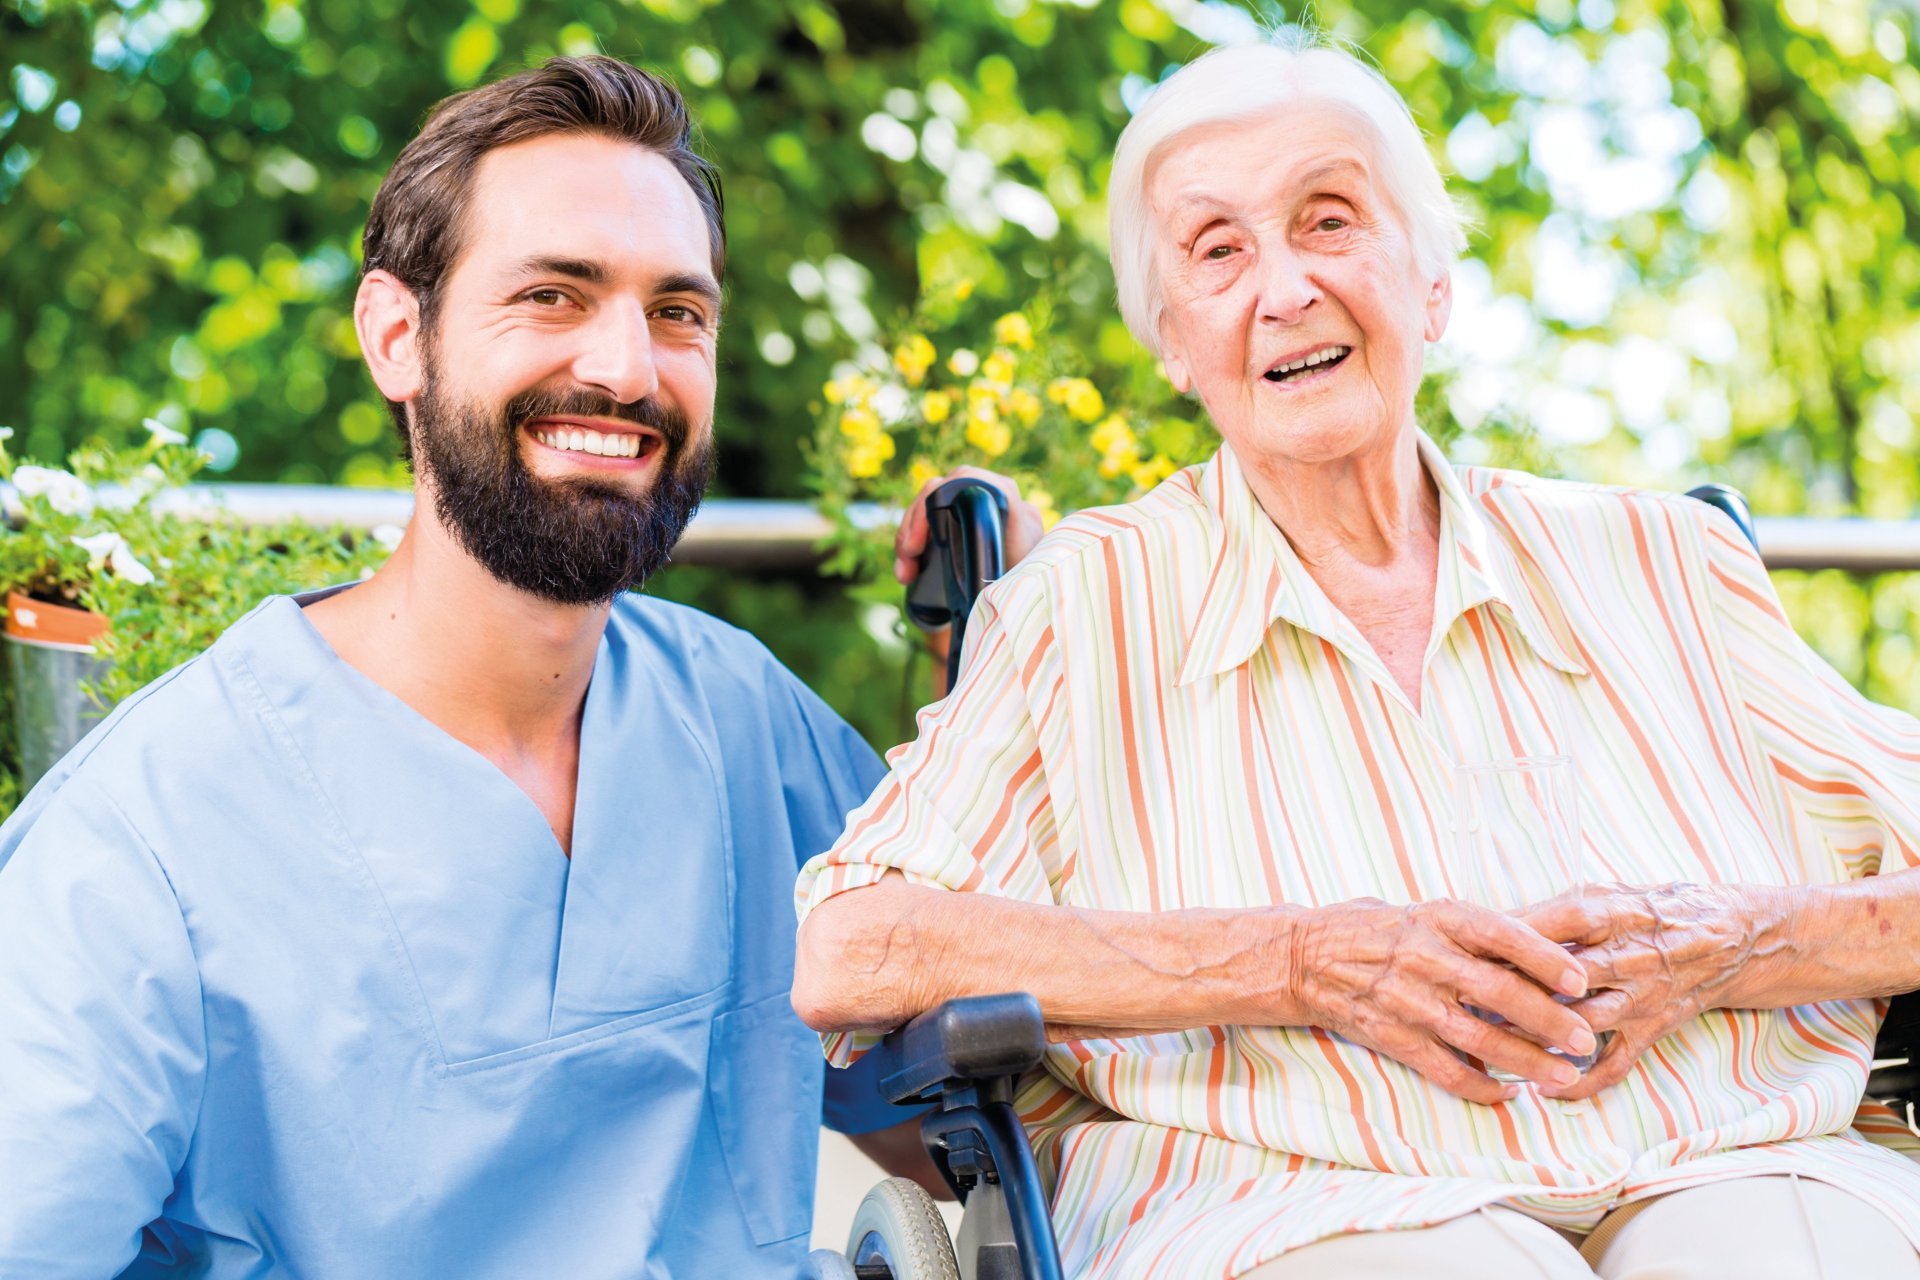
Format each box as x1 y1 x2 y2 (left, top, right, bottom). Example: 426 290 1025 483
1146 100 1452 472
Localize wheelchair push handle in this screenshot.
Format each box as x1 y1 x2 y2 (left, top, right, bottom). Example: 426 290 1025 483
906 478 1009 689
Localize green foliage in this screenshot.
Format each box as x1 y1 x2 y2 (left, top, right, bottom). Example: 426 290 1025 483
2 0 1918 733
0 433 389 811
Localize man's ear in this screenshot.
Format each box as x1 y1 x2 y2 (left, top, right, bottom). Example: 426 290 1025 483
1154 307 1193 395
355 270 425 406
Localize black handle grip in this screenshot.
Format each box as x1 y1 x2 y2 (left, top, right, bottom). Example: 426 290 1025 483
906 479 1008 689
1685 483 1758 552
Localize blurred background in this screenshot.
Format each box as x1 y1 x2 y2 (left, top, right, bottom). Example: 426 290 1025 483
2 0 1918 749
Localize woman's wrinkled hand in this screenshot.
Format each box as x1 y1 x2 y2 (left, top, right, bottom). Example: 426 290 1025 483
1516 882 1796 1100
893 465 1046 584
1292 898 1597 1104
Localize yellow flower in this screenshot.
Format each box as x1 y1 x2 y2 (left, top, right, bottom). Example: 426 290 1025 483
827 373 878 407
1130 454 1177 490
1048 377 1104 423
966 416 1012 458
1093 413 1141 478
1090 413 1134 456
922 390 953 424
838 406 882 439
1025 483 1062 529
909 459 942 490
992 312 1034 350
981 349 1018 386
845 431 896 478
893 334 936 386
966 378 1000 408
1007 387 1042 426
953 278 976 301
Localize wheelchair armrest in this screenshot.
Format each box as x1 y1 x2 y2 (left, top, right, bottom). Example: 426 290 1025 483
1878 989 1920 1060
874 993 1047 1106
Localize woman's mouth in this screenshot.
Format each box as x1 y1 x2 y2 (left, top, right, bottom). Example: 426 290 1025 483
1263 345 1351 385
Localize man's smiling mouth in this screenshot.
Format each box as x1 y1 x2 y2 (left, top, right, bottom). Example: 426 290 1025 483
1264 345 1351 384
528 424 657 460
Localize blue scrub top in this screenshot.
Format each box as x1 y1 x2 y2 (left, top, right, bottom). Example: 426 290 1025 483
0 591 903 1277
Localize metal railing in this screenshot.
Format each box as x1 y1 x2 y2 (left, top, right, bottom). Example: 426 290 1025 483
16 481 1920 574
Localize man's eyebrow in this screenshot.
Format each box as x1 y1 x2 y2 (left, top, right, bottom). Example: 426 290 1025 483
504 255 611 284
655 271 723 310
503 258 721 309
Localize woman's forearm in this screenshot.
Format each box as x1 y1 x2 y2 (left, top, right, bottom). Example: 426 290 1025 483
1734 866 1920 1008
791 877 1308 1038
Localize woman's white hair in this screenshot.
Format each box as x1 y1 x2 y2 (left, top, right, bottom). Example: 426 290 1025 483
1109 30 1469 357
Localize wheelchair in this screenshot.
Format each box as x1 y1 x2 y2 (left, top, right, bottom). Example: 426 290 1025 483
808 478 1920 1280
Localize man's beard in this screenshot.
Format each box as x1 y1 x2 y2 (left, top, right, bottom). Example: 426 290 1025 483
410 367 714 606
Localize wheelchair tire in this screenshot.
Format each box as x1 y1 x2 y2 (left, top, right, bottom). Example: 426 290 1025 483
845 1177 961 1280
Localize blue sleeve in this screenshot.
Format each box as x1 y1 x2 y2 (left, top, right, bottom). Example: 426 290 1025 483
775 672 887 865
0 776 205 1276
769 669 917 1135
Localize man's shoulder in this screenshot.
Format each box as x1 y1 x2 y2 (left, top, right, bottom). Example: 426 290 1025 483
0 600 288 857
607 591 785 673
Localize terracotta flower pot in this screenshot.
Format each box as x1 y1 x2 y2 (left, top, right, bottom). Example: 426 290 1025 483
3 592 111 791
4 592 109 649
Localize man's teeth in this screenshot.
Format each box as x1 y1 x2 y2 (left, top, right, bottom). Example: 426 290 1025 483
1267 345 1351 379
532 427 645 458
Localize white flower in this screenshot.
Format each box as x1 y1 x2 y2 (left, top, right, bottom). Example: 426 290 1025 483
143 417 189 447
71 531 119 565
15 465 95 517
70 532 158 586
0 427 14 442
369 522 406 552
112 543 157 586
127 463 168 498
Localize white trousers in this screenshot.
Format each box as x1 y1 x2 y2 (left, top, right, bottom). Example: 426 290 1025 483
1238 1176 1919 1279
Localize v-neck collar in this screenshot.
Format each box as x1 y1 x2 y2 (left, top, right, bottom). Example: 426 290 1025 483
231 591 733 1062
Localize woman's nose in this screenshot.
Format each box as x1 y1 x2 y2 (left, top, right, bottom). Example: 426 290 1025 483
1256 247 1321 325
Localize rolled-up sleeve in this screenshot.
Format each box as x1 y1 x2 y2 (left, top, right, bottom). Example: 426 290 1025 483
1702 509 1920 879
0 776 206 1277
795 572 1067 1062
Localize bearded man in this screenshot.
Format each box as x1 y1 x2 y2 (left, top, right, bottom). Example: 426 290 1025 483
0 56 1033 1277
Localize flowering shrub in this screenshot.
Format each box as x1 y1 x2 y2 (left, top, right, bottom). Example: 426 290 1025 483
809 291 1215 593
0 419 392 813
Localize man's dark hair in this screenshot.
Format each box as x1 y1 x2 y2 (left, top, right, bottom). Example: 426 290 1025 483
361 55 725 453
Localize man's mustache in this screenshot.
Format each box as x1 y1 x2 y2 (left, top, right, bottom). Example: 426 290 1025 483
503 387 688 450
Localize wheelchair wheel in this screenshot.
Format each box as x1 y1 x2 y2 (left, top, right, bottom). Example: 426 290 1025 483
845 1177 960 1280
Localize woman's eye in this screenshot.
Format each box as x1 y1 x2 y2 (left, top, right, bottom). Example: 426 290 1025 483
1202 244 1236 261
1316 217 1347 232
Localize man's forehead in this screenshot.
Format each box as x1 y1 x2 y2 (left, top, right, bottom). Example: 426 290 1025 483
458 134 714 285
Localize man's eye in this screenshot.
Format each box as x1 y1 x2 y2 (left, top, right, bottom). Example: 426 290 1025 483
524 288 570 306
654 305 706 326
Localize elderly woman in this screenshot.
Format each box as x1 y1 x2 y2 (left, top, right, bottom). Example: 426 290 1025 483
794 37 1920 1280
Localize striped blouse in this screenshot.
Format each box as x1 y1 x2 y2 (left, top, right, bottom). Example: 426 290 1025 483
797 435 1920 1277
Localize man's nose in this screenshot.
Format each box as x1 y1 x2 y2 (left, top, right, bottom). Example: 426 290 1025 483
571 300 660 405
1256 245 1321 326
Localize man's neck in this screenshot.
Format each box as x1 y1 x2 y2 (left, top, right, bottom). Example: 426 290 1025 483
303 511 609 854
